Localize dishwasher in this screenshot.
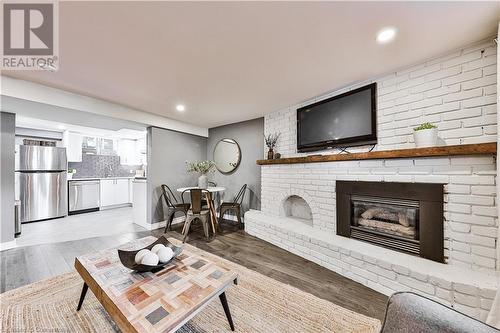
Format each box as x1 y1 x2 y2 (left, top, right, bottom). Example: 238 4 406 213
68 180 100 215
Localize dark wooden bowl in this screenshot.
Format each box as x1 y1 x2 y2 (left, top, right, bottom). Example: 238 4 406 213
117 236 182 272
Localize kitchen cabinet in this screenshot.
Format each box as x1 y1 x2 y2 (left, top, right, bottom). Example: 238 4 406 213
136 137 147 165
82 136 98 155
100 178 131 207
129 179 133 203
64 132 83 162
117 138 147 166
99 138 115 155
132 179 147 226
115 179 130 205
100 179 115 207
116 139 146 165
117 139 137 165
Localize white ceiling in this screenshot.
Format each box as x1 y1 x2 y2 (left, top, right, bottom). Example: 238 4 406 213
4 1 500 128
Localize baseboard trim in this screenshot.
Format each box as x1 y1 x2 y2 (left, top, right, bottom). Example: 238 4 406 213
69 207 100 215
133 213 243 231
133 216 186 230
0 239 17 251
100 203 132 210
134 220 165 230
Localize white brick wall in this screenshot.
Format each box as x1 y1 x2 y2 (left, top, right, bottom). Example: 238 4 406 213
261 155 498 271
260 39 498 272
265 40 497 156
245 211 498 321
254 39 499 320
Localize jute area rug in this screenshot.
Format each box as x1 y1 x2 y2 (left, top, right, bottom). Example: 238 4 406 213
0 241 381 333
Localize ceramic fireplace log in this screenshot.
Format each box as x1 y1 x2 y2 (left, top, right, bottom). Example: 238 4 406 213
360 208 410 227
358 218 415 237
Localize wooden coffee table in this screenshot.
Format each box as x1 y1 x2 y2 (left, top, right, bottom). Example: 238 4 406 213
74 236 238 332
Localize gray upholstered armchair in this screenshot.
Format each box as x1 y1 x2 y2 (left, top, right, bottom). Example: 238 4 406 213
381 292 500 333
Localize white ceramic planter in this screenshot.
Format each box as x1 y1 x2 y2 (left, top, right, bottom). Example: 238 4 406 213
198 174 208 189
413 128 438 147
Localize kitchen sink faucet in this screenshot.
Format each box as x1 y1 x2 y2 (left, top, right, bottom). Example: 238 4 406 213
104 165 113 177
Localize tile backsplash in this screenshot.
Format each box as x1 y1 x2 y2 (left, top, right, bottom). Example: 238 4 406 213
69 154 143 178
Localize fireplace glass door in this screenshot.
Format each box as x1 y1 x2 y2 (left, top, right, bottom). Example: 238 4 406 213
337 180 443 262
351 195 419 241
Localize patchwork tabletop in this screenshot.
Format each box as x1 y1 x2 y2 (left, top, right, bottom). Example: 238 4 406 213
74 236 238 333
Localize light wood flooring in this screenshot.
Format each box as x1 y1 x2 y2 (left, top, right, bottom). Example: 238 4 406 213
16 207 144 247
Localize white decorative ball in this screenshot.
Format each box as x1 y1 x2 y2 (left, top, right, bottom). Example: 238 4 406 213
151 244 166 254
157 247 174 263
135 249 151 264
141 252 159 266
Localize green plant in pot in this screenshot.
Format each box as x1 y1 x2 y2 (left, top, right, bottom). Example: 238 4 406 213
67 168 76 180
186 160 215 189
413 122 438 147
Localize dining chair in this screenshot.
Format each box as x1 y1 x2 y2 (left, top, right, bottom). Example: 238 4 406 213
161 184 190 233
218 184 247 229
182 189 211 243
202 181 218 208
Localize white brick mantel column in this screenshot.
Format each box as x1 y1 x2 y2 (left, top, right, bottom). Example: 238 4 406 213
496 24 500 271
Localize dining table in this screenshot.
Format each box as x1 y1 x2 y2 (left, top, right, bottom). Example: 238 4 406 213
176 186 226 234
176 186 226 206
176 186 226 195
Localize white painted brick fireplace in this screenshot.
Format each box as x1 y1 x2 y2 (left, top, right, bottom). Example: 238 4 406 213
245 39 499 320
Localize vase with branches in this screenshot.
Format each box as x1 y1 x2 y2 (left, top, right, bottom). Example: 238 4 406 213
264 132 280 159
186 160 215 188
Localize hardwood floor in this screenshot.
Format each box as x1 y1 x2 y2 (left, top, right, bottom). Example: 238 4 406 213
0 220 388 321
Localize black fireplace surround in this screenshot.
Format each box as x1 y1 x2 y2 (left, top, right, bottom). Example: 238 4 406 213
336 181 444 263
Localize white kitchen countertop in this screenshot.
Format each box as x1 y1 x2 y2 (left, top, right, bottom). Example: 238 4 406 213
69 176 141 181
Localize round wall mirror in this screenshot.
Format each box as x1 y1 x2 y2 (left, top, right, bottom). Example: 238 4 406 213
213 138 241 174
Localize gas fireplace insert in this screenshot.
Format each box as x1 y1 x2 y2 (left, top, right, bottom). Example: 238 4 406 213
336 181 444 263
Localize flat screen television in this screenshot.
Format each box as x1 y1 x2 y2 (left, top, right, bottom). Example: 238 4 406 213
297 83 377 152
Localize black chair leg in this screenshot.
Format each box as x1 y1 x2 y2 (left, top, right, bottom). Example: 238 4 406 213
218 207 225 230
164 211 174 233
219 292 235 331
77 282 88 311
236 207 242 224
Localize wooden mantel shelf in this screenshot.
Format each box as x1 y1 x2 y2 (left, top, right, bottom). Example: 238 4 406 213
257 143 497 165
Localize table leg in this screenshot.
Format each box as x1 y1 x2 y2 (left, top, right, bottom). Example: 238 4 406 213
219 292 235 331
77 282 88 311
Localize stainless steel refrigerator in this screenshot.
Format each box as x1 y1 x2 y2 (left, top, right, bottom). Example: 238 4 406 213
15 145 68 223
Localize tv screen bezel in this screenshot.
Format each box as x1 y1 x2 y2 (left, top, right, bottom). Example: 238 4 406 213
297 82 377 153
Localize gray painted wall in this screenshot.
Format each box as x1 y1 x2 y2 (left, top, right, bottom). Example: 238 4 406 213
0 112 16 244
147 127 207 224
207 118 264 216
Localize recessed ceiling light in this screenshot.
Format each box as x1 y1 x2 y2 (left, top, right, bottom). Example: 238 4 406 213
176 104 185 112
377 27 397 44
